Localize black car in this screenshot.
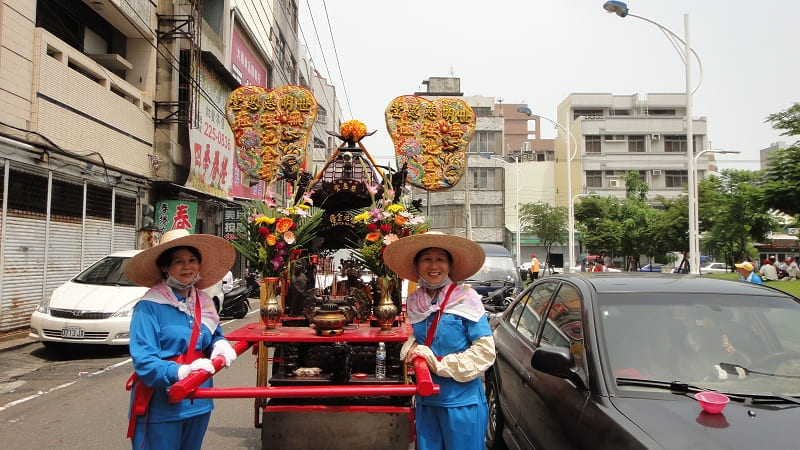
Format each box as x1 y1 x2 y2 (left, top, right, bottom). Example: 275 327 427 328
486 273 800 449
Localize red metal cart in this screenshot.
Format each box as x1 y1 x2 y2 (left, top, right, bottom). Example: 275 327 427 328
169 321 437 449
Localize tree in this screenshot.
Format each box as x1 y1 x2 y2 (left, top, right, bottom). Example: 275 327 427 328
519 202 567 270
763 102 800 215
765 102 800 139
622 171 649 202
700 170 778 263
763 147 800 216
573 196 622 261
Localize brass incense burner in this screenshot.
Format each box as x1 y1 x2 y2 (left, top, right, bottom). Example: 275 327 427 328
310 303 347 336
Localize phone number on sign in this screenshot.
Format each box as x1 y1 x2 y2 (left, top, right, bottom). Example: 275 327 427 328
204 123 232 150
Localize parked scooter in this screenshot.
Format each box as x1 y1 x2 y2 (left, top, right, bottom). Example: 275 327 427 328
245 268 260 299
481 278 517 314
216 278 251 319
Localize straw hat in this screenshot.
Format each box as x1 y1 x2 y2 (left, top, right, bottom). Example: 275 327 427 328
125 229 235 289
382 232 485 282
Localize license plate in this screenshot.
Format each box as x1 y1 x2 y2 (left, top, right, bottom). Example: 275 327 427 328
61 327 85 338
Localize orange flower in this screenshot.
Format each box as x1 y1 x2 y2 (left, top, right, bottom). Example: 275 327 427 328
366 232 381 243
266 234 277 246
340 119 367 141
394 215 406 226
275 217 294 233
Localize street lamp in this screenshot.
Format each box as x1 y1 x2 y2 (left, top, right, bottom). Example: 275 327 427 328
515 108 580 272
481 152 521 266
603 1 704 273
692 149 740 267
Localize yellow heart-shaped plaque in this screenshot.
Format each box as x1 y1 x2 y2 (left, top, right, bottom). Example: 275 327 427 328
225 85 317 181
385 95 476 191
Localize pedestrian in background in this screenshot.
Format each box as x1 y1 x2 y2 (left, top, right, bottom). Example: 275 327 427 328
529 253 540 280
759 259 779 281
124 229 237 449
787 257 800 280
735 261 763 284
384 232 496 450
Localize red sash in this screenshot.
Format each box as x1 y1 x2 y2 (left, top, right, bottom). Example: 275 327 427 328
126 292 203 440
425 284 457 353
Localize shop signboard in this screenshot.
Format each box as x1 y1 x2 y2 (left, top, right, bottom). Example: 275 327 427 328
156 200 198 234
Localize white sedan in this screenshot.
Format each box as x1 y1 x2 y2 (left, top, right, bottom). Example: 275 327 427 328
29 250 222 348
700 262 731 274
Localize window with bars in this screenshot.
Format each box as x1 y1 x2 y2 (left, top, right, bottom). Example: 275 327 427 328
586 170 602 188
628 136 645 152
665 170 688 188
665 135 687 152
573 109 604 119
430 205 464 229
471 204 503 227
585 135 601 153
470 167 500 190
7 169 48 215
115 195 136 225
467 131 502 154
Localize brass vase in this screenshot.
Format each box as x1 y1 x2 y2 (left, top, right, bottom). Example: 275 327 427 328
374 277 399 334
260 276 282 332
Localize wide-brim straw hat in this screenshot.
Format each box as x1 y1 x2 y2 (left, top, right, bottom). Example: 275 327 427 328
383 232 485 282
125 229 235 289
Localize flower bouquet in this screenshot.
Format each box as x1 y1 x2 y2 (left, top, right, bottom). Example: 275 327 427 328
351 171 429 331
232 181 323 330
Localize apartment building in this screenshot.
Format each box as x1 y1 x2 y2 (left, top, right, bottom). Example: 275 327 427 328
554 93 711 209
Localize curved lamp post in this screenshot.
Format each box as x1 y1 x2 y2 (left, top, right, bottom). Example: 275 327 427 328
603 1 704 273
515 108 580 272
692 149 740 266
481 152 521 266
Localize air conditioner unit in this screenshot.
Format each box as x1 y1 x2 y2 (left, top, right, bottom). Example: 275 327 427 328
609 179 621 188
651 134 661 140
651 169 662 176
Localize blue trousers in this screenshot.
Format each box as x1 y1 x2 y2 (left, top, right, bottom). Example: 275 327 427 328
131 412 210 449
416 402 488 450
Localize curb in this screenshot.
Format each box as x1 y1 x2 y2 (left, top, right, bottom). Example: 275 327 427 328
0 329 37 352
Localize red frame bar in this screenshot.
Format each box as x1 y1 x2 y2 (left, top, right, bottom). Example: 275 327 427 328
168 321 439 404
168 340 252 403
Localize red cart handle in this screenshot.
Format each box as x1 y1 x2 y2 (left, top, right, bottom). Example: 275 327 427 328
168 340 252 403
412 357 436 397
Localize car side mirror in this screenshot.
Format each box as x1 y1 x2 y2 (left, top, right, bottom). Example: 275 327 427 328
530 347 587 390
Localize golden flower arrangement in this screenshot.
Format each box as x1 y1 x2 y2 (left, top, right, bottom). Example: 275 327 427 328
232 180 323 278
339 119 368 143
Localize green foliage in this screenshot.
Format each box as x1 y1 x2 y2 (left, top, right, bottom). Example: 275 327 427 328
763 146 800 215
622 171 649 201
519 202 567 264
697 169 778 263
765 102 800 138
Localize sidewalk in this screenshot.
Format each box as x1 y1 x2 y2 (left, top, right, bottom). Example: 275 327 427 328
0 328 37 352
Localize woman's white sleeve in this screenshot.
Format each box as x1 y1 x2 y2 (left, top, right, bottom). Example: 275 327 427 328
413 336 496 383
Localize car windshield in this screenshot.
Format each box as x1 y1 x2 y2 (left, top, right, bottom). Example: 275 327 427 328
598 292 800 396
468 256 521 284
73 256 137 287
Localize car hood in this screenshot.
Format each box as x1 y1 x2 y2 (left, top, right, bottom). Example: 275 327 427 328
50 281 148 312
611 394 800 448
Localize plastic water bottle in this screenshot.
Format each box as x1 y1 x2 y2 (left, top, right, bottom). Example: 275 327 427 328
375 342 386 379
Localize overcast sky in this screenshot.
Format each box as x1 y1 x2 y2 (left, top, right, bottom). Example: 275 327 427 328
299 0 799 171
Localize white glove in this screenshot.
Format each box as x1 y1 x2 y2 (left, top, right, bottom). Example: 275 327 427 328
411 336 496 382
211 339 237 367
177 358 216 380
